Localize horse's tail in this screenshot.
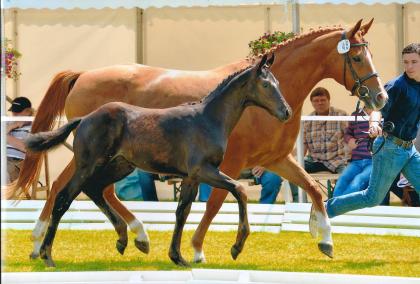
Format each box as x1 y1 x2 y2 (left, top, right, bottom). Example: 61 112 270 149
5 71 82 199
26 118 82 152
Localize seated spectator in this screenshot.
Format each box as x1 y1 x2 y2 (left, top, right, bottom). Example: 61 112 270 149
199 166 298 204
115 169 158 201
290 87 348 200
6 97 34 183
333 107 372 197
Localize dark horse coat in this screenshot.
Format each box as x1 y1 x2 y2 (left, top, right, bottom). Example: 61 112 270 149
26 54 291 267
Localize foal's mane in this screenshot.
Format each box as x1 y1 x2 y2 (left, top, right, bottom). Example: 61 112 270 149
248 26 344 61
184 65 253 106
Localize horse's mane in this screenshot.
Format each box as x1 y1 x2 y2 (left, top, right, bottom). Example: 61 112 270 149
248 26 344 61
183 65 253 106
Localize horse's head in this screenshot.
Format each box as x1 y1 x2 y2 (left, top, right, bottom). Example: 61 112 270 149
248 54 292 122
329 19 388 110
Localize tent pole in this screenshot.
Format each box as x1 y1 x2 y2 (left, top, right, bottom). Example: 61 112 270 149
292 0 300 35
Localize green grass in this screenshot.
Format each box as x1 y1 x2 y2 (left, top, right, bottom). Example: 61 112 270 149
2 230 420 277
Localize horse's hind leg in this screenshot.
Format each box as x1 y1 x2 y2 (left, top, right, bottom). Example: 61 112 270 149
83 184 129 255
168 178 199 267
198 165 249 261
103 185 150 254
39 173 83 267
30 158 76 260
86 157 150 255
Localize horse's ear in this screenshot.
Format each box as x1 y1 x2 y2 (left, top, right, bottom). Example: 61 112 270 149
266 53 275 67
346 19 363 39
256 54 268 74
361 18 374 36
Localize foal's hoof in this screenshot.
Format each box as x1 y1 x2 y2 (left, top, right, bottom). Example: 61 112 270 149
29 252 40 260
116 240 127 255
40 250 56 267
318 242 334 259
169 254 191 267
43 258 56 268
309 203 318 239
231 245 241 260
134 239 150 254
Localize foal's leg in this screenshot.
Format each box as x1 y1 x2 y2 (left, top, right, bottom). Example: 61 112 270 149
39 173 84 267
267 154 333 258
85 159 150 255
191 157 243 263
83 185 130 255
30 158 75 260
198 165 249 261
168 178 199 267
103 185 150 254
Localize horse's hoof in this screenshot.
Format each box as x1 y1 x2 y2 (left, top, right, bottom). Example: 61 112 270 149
318 242 334 258
169 254 191 267
192 251 206 264
231 245 241 260
40 251 56 267
43 258 56 268
309 203 318 239
116 240 127 255
134 239 150 254
29 252 40 260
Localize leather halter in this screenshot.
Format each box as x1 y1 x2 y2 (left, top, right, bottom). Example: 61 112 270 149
341 32 378 99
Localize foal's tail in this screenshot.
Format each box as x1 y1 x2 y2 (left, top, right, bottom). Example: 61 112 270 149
5 71 82 199
26 119 82 153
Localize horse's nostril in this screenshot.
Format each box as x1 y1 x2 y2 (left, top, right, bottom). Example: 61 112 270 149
377 93 387 102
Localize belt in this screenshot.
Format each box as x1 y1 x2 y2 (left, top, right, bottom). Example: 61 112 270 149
384 133 413 149
7 157 23 162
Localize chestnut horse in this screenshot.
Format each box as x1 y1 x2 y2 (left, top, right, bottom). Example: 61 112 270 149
25 54 291 267
11 19 387 262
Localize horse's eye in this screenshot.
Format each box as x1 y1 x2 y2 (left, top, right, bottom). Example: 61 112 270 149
352 56 362 63
263 82 269 88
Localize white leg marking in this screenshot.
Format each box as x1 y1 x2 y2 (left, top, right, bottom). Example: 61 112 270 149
193 248 206 263
31 220 48 255
129 220 149 243
315 210 333 244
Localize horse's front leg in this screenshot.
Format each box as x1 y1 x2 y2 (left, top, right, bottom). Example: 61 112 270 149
198 165 249 261
267 154 333 258
30 158 75 260
191 157 243 263
168 178 199 267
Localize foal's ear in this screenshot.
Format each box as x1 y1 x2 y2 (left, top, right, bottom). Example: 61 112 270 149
256 54 268 74
266 53 275 67
361 18 374 36
347 19 363 39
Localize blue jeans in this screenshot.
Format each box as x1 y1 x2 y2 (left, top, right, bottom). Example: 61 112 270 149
199 183 212 202
115 169 158 201
326 137 420 218
199 171 283 204
257 171 283 204
333 159 372 197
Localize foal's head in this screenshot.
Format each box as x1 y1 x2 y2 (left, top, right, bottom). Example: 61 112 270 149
246 54 292 122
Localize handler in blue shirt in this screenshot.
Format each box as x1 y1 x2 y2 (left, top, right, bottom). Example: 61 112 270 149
322 42 420 219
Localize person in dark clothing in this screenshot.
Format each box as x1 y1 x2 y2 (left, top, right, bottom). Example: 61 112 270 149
319 43 420 220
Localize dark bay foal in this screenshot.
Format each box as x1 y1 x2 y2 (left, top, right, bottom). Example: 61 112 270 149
25 54 291 267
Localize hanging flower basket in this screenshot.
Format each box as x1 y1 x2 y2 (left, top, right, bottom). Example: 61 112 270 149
2 38 22 81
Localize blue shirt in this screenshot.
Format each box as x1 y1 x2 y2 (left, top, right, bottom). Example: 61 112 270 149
382 73 420 141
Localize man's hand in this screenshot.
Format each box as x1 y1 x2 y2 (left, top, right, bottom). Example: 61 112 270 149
368 122 383 138
251 166 265 178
